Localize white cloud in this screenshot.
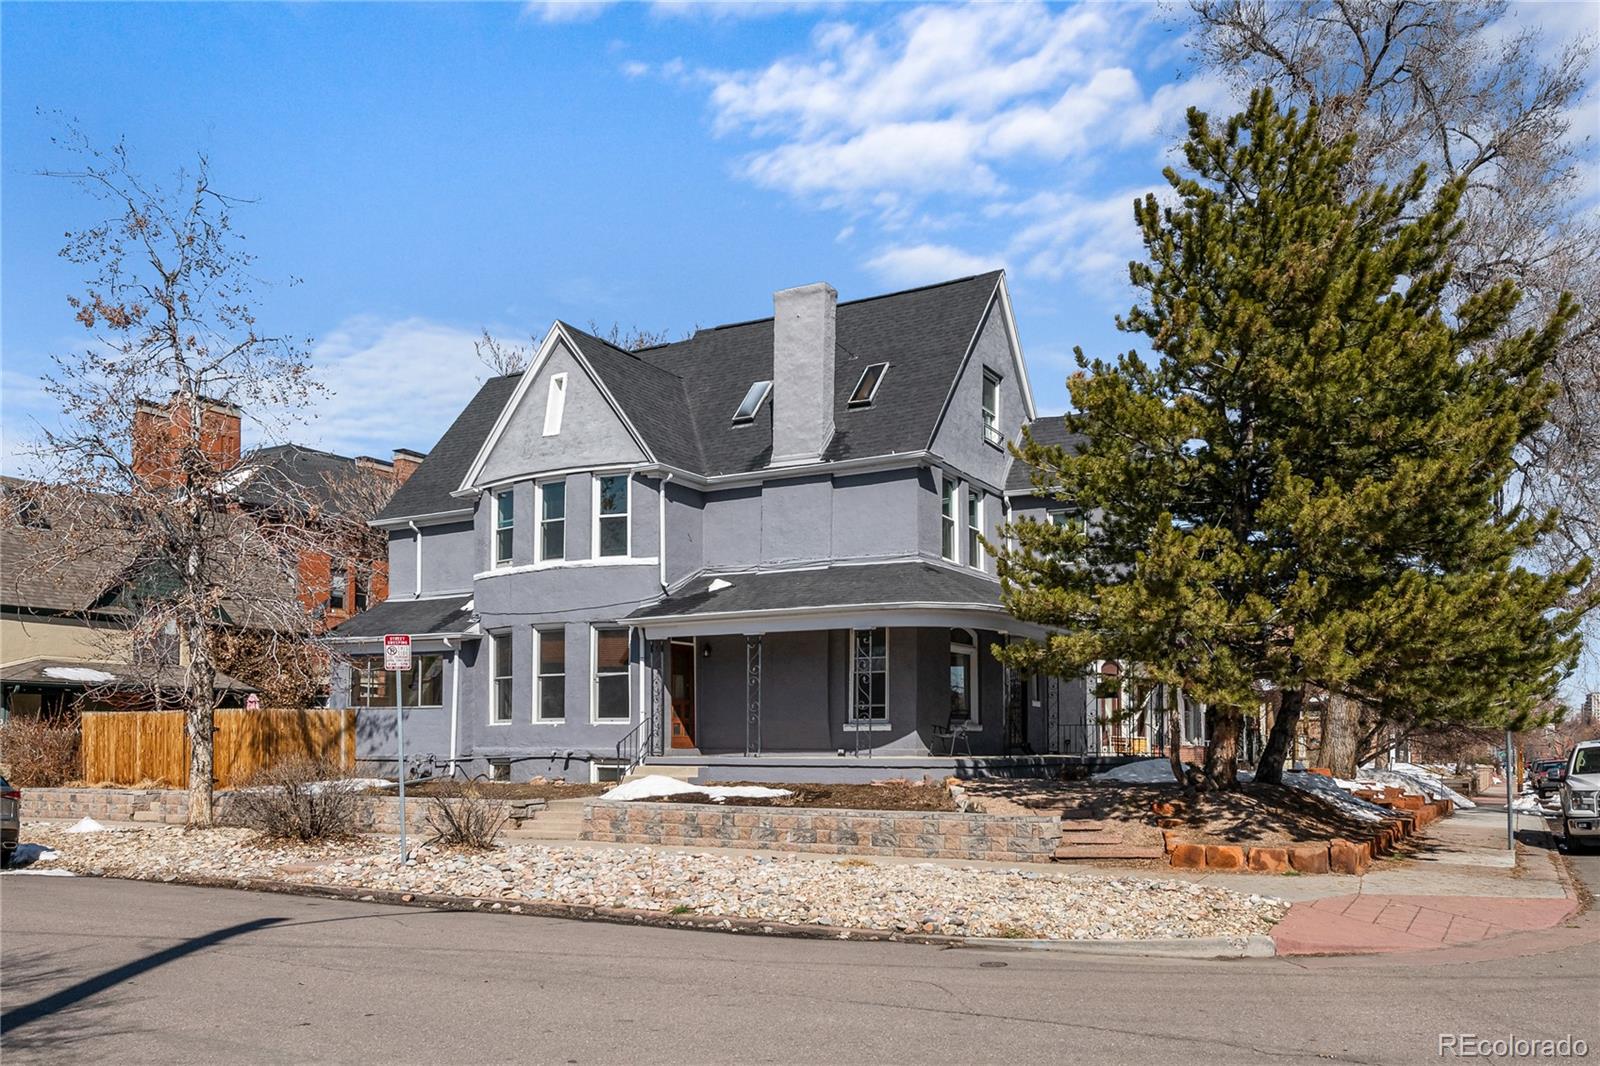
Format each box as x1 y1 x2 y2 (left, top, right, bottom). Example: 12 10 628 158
287 316 525 460
864 243 1001 286
522 1 617 24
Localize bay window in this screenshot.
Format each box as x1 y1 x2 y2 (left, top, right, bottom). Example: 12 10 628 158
596 475 629 557
536 627 566 721
491 632 514 724
493 489 514 567
539 480 566 562
593 627 631 720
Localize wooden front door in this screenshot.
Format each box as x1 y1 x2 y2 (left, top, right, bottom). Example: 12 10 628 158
669 641 696 749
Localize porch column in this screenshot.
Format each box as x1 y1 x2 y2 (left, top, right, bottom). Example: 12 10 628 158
745 634 762 757
648 639 666 758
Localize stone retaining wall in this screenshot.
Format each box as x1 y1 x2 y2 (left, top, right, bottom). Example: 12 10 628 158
581 801 1061 863
20 787 429 833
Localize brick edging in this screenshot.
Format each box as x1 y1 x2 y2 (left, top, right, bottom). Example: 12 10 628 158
1159 797 1455 875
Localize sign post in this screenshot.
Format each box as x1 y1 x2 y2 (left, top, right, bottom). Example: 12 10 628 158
384 634 413 863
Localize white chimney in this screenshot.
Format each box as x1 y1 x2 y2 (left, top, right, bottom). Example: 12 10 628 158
770 282 837 466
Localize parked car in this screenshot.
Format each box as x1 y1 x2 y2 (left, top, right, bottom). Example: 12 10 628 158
1532 759 1567 797
1560 742 1600 851
0 774 18 869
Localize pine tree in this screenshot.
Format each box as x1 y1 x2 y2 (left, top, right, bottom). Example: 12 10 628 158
995 90 1589 789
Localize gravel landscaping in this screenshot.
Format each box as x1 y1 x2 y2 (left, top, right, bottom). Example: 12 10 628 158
17 823 1288 941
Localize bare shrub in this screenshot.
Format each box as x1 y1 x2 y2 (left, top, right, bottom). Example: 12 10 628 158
422 782 508 850
0 718 81 786
221 756 363 841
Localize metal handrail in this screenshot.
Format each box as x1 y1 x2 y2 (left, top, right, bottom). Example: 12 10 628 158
616 716 654 777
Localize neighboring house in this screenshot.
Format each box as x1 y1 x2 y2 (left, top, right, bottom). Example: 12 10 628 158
0 476 254 716
132 396 423 632
333 272 1203 783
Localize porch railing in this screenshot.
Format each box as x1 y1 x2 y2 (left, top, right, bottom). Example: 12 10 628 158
616 715 656 779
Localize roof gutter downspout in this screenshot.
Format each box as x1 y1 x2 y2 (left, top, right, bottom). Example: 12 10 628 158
408 520 422 599
445 636 461 772
658 472 673 592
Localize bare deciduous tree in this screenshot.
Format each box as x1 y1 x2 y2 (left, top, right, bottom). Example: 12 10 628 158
30 130 323 824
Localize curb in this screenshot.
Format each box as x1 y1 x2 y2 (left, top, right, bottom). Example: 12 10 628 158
35 866 1278 959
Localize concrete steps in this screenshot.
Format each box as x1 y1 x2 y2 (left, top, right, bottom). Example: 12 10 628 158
503 797 587 843
1051 807 1166 862
621 763 699 784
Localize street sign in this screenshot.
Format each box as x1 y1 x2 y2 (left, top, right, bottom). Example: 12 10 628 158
245 693 261 711
383 634 412 672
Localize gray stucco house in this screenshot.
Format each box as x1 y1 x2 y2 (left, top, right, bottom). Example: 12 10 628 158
332 271 1146 783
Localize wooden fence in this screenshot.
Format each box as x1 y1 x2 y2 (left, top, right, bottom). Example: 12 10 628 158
80 708 357 789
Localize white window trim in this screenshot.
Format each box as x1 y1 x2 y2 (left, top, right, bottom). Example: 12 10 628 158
966 489 984 572
593 473 631 559
536 478 566 564
981 369 1002 448
846 627 891 728
472 556 660 580
492 488 515 569
940 475 958 564
590 624 633 725
731 380 773 425
533 627 566 724
488 631 514 726
589 760 626 784
542 373 567 437
950 628 980 727
847 362 889 407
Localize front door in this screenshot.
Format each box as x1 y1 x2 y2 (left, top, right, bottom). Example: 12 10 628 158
669 640 696 750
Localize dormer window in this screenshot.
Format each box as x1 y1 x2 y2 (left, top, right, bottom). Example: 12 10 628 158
732 380 772 424
543 373 567 437
848 362 889 407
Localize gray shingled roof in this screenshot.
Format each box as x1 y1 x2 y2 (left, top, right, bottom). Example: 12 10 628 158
239 444 384 517
375 374 522 522
330 594 475 639
1005 416 1087 493
1 656 254 693
627 561 1003 620
375 273 1008 519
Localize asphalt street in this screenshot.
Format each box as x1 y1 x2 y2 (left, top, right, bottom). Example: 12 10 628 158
2 872 1596 1066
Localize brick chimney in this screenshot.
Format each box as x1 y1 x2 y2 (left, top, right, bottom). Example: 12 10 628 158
390 448 425 483
132 394 243 487
770 282 837 467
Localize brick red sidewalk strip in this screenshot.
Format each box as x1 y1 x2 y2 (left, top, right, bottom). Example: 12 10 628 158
1271 894 1578 956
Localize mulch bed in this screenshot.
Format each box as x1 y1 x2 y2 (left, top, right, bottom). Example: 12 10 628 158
398 781 610 800
654 780 957 812
971 780 1380 848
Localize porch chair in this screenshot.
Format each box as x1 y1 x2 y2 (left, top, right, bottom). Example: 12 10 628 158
934 711 975 758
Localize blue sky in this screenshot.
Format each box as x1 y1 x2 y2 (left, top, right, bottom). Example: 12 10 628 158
4 2 1597 692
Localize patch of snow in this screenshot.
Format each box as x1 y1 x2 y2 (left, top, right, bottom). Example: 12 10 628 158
1280 771 1390 823
1092 758 1178 784
707 578 734 592
3 868 76 877
602 774 792 803
1369 767 1475 809
43 666 117 683
64 817 108 833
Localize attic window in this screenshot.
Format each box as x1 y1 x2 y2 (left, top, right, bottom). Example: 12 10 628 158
543 373 567 437
848 362 889 407
732 380 772 424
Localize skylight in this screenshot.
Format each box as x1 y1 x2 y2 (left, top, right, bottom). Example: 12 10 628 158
732 380 772 424
848 362 889 406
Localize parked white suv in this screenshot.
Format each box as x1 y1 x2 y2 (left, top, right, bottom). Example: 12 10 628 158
1560 740 1600 851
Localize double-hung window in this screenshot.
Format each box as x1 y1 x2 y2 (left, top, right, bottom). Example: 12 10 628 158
593 627 630 720
353 565 370 611
491 633 514 724
596 475 629 558
850 628 888 722
949 629 977 724
539 480 566 562
328 561 348 611
940 477 957 561
493 489 514 567
536 628 565 721
981 370 1002 447
966 490 983 571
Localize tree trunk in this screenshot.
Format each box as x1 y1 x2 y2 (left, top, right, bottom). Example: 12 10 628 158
185 621 218 826
1167 686 1186 788
1315 691 1362 778
1202 709 1240 790
1255 684 1304 785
